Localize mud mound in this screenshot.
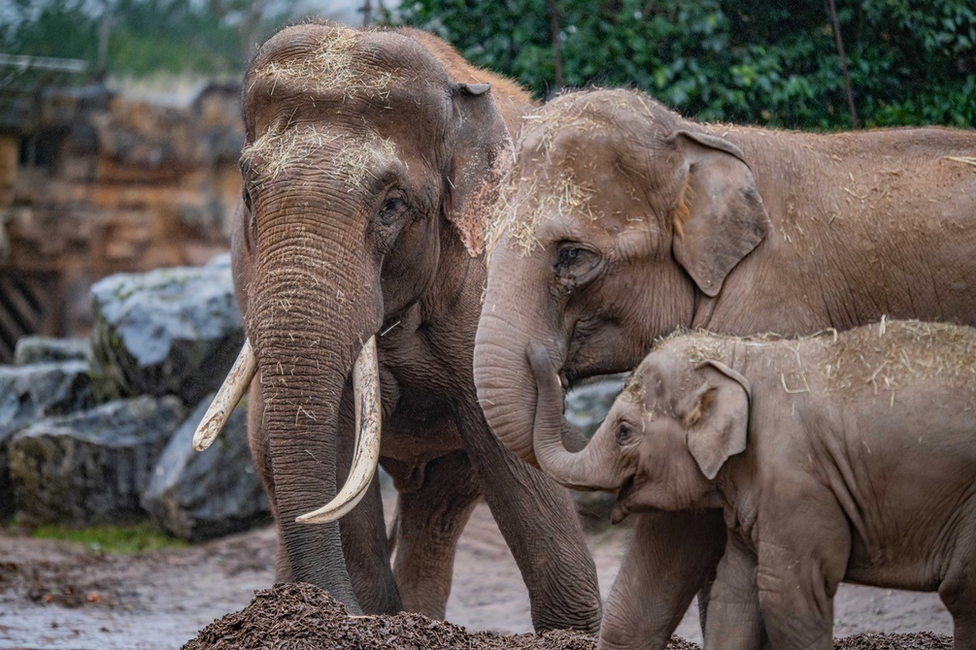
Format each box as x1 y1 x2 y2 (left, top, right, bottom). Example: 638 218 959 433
182 583 952 650
836 632 952 649
181 583 696 650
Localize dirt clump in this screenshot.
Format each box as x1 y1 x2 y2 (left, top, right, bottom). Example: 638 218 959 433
835 632 952 649
181 582 694 650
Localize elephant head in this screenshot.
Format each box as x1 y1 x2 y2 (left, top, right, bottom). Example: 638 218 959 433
526 339 750 521
475 88 770 467
192 22 514 605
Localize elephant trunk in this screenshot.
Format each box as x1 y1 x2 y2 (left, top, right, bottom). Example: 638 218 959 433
248 239 382 610
527 342 626 491
474 266 549 468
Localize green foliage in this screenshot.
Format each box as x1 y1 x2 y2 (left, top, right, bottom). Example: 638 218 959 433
395 0 976 129
0 0 293 80
29 520 187 554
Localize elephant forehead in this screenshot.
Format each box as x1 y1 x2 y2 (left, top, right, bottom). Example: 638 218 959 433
242 125 399 186
248 25 450 111
253 27 396 96
486 164 597 255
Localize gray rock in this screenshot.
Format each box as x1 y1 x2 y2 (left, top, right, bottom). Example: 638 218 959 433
142 394 269 541
9 396 185 526
89 264 244 405
564 375 627 530
0 360 96 519
14 336 92 365
565 374 627 438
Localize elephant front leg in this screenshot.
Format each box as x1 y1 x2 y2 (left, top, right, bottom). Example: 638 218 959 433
390 450 482 618
598 510 726 650
703 530 767 650
459 408 602 633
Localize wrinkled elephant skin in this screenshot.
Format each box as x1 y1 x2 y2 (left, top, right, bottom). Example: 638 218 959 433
532 323 976 650
217 22 602 631
474 88 976 649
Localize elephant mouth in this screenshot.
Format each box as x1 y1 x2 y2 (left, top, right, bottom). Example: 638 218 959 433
610 476 636 525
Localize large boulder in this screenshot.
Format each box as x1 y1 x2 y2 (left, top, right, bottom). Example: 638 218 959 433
142 394 269 541
13 336 91 365
89 256 243 405
565 375 627 438
8 396 185 526
0 360 96 519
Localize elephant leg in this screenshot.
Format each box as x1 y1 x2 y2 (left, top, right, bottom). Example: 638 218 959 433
335 384 401 615
755 506 849 650
246 381 293 582
598 510 726 650
391 450 482 618
703 531 767 650
458 408 602 633
939 525 976 650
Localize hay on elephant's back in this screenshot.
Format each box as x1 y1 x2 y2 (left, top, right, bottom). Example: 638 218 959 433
180 582 694 650
817 319 976 395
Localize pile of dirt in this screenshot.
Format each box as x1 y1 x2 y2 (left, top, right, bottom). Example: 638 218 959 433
181 583 695 650
837 632 952 649
181 582 953 650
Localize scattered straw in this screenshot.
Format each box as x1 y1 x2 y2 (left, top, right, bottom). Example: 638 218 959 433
653 320 976 401
242 124 397 189
818 319 976 396
254 28 395 98
943 155 976 168
486 165 597 256
484 93 635 258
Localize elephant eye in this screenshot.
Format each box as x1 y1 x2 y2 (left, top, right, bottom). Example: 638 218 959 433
558 246 579 265
378 196 409 225
615 423 632 445
553 243 602 293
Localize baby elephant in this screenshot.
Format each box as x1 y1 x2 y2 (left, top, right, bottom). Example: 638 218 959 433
528 320 976 650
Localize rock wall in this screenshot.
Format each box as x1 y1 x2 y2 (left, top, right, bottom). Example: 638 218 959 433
0 82 243 361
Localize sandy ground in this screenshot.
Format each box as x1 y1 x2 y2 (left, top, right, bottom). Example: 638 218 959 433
0 499 952 650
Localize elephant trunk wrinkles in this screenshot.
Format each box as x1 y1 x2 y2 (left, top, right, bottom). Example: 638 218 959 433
528 343 625 491
249 249 380 611
474 301 545 468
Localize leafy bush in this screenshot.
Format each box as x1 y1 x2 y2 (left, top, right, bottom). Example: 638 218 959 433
395 0 976 129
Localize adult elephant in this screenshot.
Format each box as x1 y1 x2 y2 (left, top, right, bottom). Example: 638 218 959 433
193 22 601 631
474 88 976 649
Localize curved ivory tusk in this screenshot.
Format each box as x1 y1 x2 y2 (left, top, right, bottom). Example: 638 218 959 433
297 335 381 524
192 338 257 452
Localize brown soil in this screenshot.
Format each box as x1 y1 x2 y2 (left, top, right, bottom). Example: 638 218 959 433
0 499 954 650
182 582 696 650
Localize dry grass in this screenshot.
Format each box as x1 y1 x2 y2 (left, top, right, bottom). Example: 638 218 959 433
242 124 397 189
254 27 394 98
484 89 649 259
652 320 976 400
485 166 596 257
818 318 976 395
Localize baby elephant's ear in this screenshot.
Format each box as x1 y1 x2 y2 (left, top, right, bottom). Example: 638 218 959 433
685 360 751 480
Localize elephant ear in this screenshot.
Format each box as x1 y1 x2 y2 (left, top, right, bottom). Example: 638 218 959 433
446 82 512 257
684 360 751 480
669 130 772 298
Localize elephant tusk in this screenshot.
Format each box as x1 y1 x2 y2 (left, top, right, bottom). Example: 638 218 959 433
192 338 257 452
297 335 381 524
